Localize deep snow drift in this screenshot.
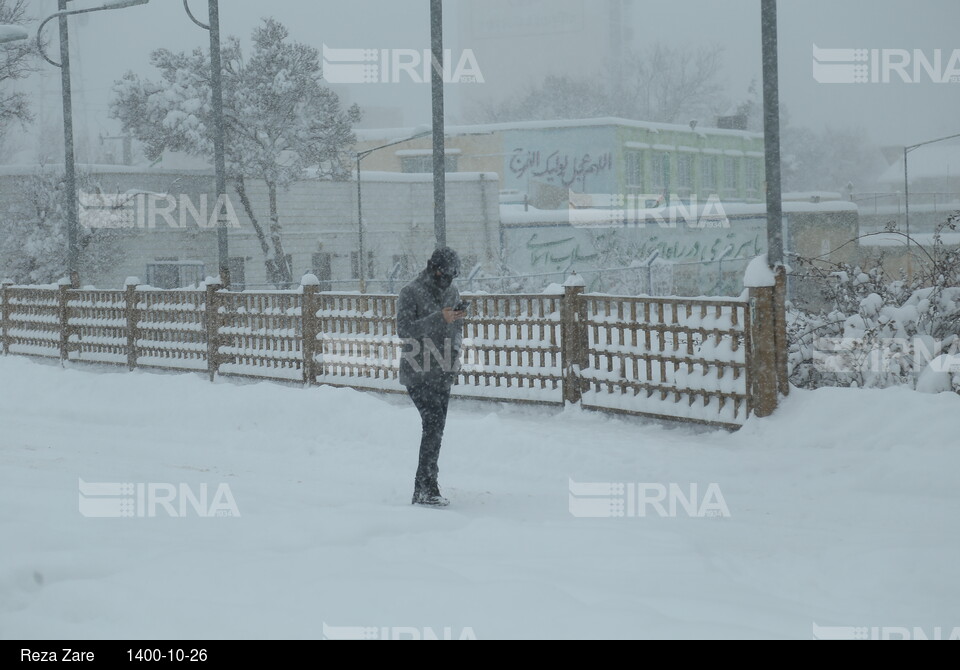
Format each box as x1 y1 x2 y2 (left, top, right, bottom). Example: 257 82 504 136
0 356 957 639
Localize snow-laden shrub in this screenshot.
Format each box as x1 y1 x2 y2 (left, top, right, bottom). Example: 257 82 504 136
787 215 960 393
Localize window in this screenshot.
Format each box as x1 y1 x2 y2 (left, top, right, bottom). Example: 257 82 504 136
701 156 718 194
625 151 643 192
228 258 246 291
723 157 739 196
351 251 375 280
746 160 763 198
400 155 459 173
461 255 478 278
390 254 413 280
312 252 333 292
651 153 669 191
676 155 694 193
145 260 205 290
267 255 294 287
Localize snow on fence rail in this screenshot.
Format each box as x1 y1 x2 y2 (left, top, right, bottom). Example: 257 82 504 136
3 285 61 360
307 292 564 403
0 273 789 429
579 296 751 425
217 290 304 382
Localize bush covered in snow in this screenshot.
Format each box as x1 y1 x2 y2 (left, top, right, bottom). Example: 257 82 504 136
787 215 960 394
0 168 123 284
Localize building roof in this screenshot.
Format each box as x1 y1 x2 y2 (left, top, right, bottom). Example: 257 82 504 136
355 116 764 143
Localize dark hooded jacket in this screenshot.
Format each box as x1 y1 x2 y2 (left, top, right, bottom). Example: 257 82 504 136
397 269 463 388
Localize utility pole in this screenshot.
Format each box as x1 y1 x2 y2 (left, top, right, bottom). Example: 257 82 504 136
761 0 784 268
183 0 230 286
57 0 79 285
430 0 446 248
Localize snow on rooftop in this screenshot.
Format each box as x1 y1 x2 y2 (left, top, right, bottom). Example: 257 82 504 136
355 116 764 144
0 25 28 43
0 164 214 177
860 232 960 247
783 192 844 202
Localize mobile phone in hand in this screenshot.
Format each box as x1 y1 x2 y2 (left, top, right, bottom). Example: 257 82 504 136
455 300 471 312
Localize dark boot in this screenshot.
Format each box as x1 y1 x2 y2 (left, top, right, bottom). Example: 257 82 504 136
412 479 449 507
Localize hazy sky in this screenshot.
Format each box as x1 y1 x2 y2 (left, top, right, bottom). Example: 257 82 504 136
15 0 960 162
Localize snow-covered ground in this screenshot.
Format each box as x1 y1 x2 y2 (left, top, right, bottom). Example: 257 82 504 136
1 356 958 640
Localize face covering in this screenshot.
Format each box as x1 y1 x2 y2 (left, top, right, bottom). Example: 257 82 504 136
433 270 454 290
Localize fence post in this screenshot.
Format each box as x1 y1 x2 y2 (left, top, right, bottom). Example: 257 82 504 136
773 265 790 397
57 278 71 364
301 275 319 386
125 277 140 372
205 280 223 382
357 294 370 379
745 258 786 417
561 273 588 405
1 280 11 356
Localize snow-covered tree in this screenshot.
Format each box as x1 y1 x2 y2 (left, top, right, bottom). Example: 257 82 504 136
110 18 361 286
781 124 884 194
614 43 726 124
788 215 960 393
0 0 40 156
0 168 122 285
471 43 725 125
475 75 611 123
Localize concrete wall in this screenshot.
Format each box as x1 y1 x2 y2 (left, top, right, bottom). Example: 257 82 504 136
0 166 500 291
229 172 500 289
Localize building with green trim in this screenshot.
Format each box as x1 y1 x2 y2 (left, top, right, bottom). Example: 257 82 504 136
355 117 765 207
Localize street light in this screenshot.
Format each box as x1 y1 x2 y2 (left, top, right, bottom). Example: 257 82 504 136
903 132 960 279
760 0 784 269
430 0 446 249
355 128 432 293
183 0 230 287
37 0 150 287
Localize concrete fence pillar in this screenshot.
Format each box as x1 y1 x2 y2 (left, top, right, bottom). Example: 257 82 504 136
1 280 12 356
561 273 588 405
205 281 224 382
125 278 141 372
57 279 72 364
746 258 790 418
301 275 320 386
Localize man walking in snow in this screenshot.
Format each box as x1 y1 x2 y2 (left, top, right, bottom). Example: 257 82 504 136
397 247 466 507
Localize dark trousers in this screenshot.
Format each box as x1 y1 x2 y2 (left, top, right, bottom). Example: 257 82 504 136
407 381 452 494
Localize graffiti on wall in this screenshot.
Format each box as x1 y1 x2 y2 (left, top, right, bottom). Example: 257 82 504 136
508 220 767 275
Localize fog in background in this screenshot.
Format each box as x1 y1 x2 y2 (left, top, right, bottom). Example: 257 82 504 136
8 0 960 181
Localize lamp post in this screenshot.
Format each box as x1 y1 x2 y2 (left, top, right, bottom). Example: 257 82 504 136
183 0 230 287
430 0 446 249
903 132 960 280
760 0 784 268
354 129 432 293
37 0 150 287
